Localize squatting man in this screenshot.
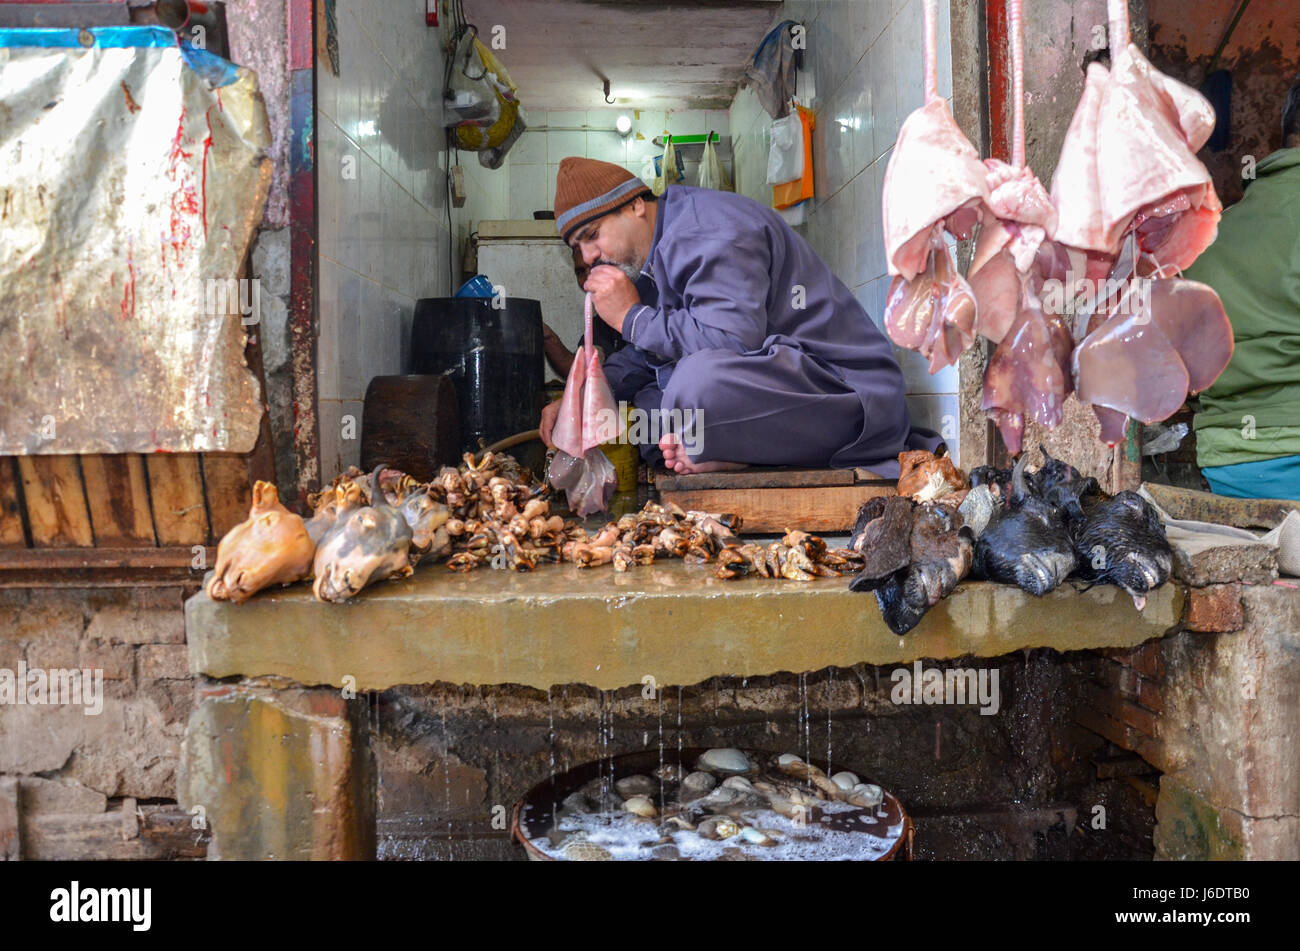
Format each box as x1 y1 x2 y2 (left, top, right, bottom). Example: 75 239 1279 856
538 157 939 475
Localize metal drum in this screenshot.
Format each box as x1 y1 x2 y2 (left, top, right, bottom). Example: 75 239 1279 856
410 297 543 456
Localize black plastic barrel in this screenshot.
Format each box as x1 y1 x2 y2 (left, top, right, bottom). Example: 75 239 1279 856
410 297 544 455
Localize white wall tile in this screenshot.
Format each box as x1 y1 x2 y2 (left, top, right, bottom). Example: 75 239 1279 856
898 345 959 394
318 399 343 480
340 399 365 470
318 259 341 401
318 119 342 266
634 109 668 141
356 278 385 397
336 9 362 138
337 268 362 402
843 55 873 176
547 129 587 164
668 110 706 136
893 0 926 118
358 151 381 279
936 0 953 100
547 109 584 127
510 129 546 165
625 131 658 164
822 92 854 198
869 156 890 281
587 128 626 165
867 22 898 162
509 163 547 219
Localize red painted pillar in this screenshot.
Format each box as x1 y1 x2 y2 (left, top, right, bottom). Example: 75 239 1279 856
286 0 320 500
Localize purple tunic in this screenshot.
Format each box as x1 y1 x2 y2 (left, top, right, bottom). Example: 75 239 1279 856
603 185 929 475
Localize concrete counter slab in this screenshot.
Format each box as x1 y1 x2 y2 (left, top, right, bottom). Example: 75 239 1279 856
187 562 1183 691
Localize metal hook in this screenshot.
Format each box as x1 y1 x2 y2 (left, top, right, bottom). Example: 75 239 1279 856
603 78 614 104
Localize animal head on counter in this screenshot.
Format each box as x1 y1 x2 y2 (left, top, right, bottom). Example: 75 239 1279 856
312 465 414 603
896 449 968 502
1067 491 1172 610
971 452 1078 597
848 495 974 636
206 481 315 604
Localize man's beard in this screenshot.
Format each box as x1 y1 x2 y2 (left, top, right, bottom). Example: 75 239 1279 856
596 256 641 283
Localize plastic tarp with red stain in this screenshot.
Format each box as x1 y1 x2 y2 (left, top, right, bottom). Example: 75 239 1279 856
0 26 271 454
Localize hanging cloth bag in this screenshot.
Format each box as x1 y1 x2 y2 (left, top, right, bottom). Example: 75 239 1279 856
772 102 815 209
698 132 733 191
766 107 804 184
652 134 685 195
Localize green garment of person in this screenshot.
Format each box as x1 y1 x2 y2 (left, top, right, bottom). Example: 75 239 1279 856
1188 132 1300 495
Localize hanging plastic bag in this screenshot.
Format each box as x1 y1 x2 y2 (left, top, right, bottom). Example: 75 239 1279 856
773 103 815 209
766 108 804 184
652 134 685 195
698 133 733 191
548 448 618 517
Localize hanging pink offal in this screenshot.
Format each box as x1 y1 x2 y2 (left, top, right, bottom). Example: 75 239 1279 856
548 293 623 516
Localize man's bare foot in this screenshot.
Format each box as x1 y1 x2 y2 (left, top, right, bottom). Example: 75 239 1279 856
659 433 747 475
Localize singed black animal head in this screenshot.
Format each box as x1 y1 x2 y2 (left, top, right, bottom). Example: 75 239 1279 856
1070 491 1172 607
968 465 1012 496
973 454 1078 596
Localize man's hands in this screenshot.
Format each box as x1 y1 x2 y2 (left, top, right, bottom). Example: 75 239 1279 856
539 398 562 449
584 265 641 334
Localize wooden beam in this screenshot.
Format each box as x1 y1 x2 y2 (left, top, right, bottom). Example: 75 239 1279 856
80 454 157 547
0 546 213 569
655 467 860 491
22 804 209 861
0 777 18 861
0 457 27 548
146 454 211 546
201 453 254 539
16 455 94 547
1141 482 1299 530
658 484 896 533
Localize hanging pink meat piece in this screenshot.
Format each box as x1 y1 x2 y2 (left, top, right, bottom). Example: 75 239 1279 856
882 236 976 373
552 293 620 457
1096 44 1220 268
1049 62 1113 255
1143 278 1234 393
1073 276 1231 445
580 310 620 452
548 292 621 516
1073 300 1191 427
981 290 1072 455
968 0 1057 345
967 246 1020 344
1092 405 1131 446
881 0 989 282
1052 1 1220 268
550 335 587 458
882 102 988 282
1080 279 1233 446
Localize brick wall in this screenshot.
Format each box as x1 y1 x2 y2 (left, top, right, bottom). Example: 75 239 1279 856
0 587 206 859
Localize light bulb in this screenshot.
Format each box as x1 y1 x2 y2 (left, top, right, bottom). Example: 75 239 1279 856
615 114 632 136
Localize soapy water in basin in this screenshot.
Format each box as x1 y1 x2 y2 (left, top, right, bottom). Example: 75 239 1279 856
531 800 904 862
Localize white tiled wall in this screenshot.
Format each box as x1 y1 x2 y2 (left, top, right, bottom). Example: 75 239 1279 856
503 107 732 219
729 0 960 462
315 0 460 476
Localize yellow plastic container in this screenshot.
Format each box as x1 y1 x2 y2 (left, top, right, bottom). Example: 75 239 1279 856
599 405 639 493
